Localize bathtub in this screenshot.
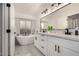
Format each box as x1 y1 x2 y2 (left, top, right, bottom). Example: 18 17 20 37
16 35 35 45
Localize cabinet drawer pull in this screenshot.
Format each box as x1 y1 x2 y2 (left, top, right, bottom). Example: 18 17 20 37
55 45 57 51
41 46 44 49
41 39 44 41
58 46 60 53
41 34 45 36
35 37 37 40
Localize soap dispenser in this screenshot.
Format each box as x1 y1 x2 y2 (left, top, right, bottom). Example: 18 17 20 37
75 27 79 35
75 30 78 35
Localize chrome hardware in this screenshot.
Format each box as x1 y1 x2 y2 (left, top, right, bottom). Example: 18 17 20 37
58 46 60 53
55 45 57 51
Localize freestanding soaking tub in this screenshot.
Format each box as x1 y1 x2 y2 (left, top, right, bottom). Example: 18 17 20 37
16 35 35 45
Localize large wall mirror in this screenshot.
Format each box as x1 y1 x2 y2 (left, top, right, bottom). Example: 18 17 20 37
40 4 79 31
40 13 79 32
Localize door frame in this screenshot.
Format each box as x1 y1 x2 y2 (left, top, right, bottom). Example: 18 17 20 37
2 3 13 56
2 3 9 56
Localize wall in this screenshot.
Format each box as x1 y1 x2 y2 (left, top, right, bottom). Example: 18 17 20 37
15 13 36 20
15 18 20 34
0 3 2 56
41 3 79 29
10 4 15 55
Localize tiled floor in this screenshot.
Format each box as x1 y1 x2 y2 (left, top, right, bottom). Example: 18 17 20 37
14 44 44 56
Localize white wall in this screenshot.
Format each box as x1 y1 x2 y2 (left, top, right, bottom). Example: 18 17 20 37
15 18 20 34
15 13 36 20
41 3 79 29
35 19 40 32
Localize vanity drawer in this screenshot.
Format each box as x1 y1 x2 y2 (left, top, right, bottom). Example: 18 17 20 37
37 35 47 43
47 36 59 44
35 41 48 55
39 44 48 55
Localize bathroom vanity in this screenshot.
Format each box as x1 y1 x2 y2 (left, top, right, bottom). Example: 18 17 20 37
34 32 79 56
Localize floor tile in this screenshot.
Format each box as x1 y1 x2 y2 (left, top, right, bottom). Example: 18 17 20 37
14 44 44 56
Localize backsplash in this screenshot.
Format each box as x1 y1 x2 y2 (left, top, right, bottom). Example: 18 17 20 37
51 29 65 34
49 29 79 35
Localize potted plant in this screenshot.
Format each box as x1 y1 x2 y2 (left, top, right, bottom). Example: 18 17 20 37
48 25 54 32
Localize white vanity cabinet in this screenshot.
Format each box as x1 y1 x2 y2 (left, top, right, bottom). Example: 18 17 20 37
48 36 79 56
34 33 79 56
58 46 79 56
47 41 58 56
57 38 79 56
34 34 48 55
47 37 59 56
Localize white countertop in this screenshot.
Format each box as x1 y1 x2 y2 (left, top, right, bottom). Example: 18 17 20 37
38 32 79 42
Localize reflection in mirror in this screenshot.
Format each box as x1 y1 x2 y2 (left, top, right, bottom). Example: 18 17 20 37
40 3 79 35
40 19 48 32
67 14 79 29
20 20 32 36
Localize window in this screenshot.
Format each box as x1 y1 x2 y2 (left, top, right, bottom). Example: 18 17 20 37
20 20 31 36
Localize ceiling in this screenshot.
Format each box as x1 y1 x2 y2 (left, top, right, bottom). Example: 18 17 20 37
13 3 51 19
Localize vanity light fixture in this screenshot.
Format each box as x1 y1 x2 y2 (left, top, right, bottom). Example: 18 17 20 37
51 3 62 7
41 3 62 14
41 8 48 14
51 3 55 7
58 3 62 6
